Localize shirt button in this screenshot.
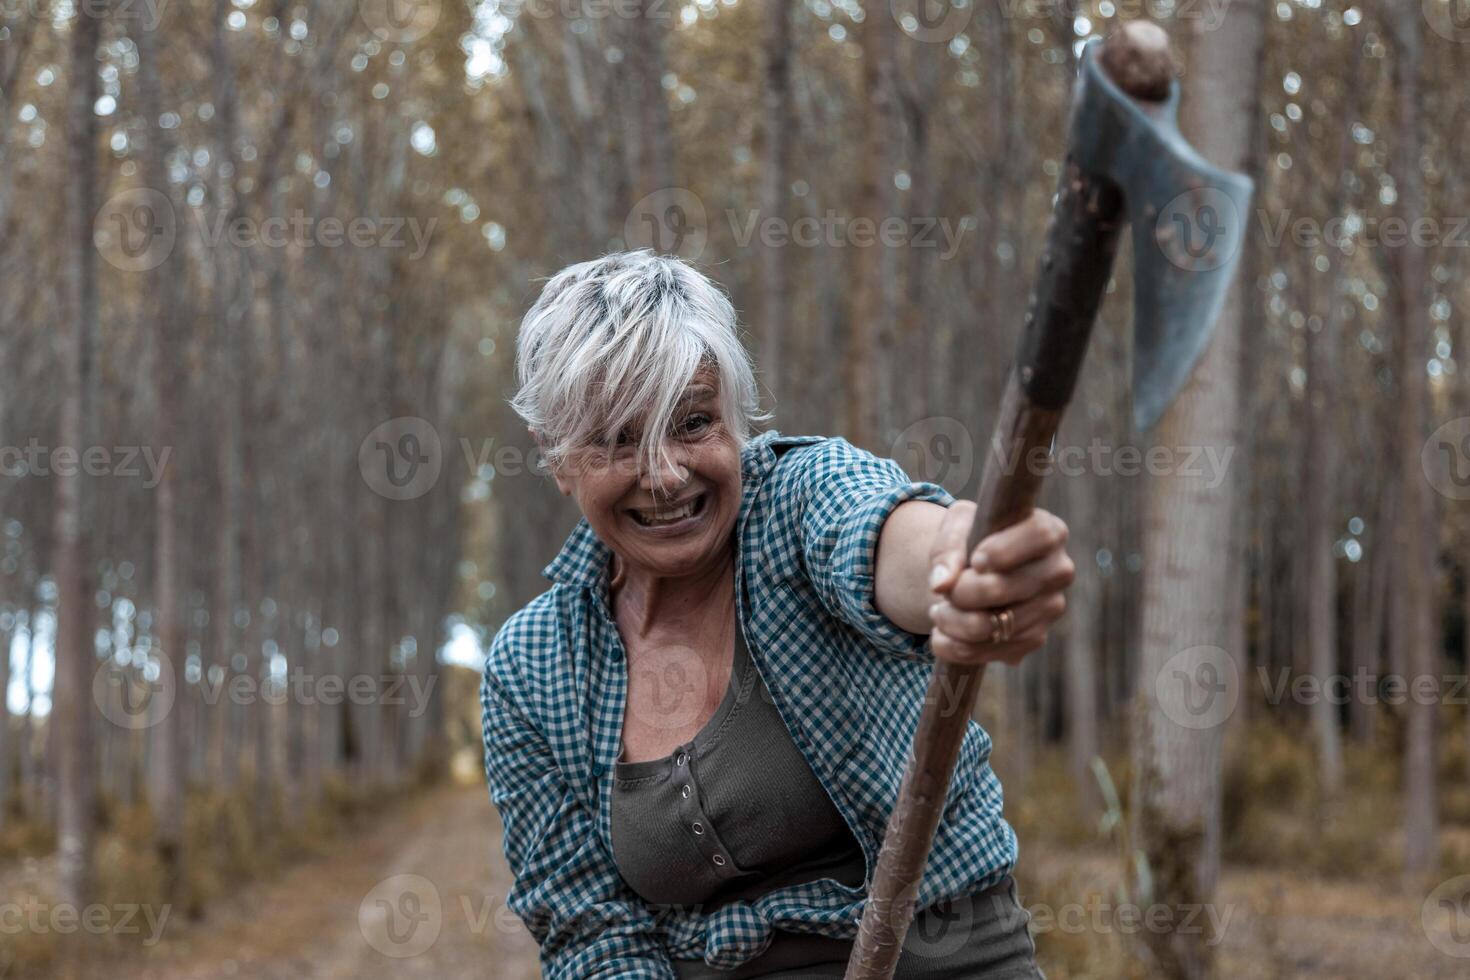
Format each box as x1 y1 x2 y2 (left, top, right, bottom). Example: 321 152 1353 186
680 784 691 799
692 821 705 836
675 751 688 767
712 854 726 867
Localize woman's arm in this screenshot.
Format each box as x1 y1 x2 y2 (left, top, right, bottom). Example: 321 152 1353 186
481 650 676 980
791 438 958 661
786 437 1073 665
875 498 1075 665
872 500 951 633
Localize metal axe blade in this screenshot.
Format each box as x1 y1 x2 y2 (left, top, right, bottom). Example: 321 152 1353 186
1069 35 1255 431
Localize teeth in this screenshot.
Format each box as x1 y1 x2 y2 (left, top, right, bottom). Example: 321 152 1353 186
635 497 698 526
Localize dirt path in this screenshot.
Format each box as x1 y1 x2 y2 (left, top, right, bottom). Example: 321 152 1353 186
86 786 1466 979
109 783 541 980
1022 849 1470 979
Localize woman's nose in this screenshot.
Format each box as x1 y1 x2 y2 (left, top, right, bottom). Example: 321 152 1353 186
638 445 690 491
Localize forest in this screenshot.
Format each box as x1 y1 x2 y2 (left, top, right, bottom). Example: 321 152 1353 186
1 0 1468 977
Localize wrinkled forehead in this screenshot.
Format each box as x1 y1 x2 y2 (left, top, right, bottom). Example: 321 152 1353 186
675 366 721 406
609 365 721 437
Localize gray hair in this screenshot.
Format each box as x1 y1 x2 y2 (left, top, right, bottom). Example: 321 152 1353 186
510 249 769 485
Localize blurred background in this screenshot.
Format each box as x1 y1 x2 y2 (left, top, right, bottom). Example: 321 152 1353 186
2 0 1470 977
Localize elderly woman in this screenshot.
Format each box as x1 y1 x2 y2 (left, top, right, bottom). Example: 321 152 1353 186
482 249 1074 979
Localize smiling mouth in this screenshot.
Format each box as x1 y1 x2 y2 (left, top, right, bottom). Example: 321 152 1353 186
628 492 708 528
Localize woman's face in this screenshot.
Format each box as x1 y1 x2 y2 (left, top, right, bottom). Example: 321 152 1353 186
549 367 743 581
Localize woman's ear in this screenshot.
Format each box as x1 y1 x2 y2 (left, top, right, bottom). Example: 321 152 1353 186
528 427 572 497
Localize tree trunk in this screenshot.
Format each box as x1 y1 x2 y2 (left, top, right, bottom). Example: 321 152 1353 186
847 6 898 449
1303 37 1364 790
1061 435 1101 811
1347 542 1376 745
55 0 103 934
22 607 39 818
137 11 187 904
758 0 793 404
0 614 10 831
618 0 675 204
1131 5 1265 978
210 0 248 795
899 24 942 426
1386 4 1439 878
1302 257 1342 792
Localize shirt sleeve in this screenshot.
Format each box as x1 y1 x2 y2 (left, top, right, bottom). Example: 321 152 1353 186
481 644 677 980
790 437 956 662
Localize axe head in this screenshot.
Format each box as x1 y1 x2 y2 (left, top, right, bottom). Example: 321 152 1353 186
1069 29 1255 431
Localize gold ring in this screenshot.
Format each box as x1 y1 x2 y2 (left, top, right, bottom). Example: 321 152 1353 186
988 612 1003 644
997 608 1015 643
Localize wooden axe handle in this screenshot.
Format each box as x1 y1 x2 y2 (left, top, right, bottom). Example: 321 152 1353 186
844 22 1173 979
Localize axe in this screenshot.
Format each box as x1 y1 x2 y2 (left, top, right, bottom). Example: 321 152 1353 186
846 21 1252 978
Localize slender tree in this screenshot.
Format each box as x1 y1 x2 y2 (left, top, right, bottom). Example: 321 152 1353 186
54 0 105 930
1386 3 1439 878
758 0 794 405
1131 3 1266 977
136 7 187 903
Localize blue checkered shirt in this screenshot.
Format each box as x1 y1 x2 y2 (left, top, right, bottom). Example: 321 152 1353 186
480 431 1017 979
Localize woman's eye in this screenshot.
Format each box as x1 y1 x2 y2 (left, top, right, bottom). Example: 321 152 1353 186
591 428 634 450
677 414 712 436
